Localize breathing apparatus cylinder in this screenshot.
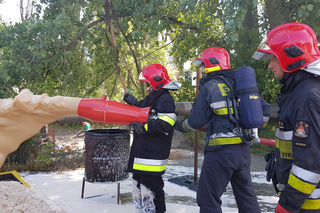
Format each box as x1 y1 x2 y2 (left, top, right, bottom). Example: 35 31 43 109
234 66 264 143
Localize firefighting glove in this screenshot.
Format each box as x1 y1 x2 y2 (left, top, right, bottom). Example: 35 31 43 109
174 120 187 133
264 149 279 194
275 203 290 213
129 122 147 135
265 150 276 182
123 93 139 106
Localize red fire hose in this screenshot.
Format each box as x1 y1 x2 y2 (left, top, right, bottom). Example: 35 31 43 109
259 138 275 146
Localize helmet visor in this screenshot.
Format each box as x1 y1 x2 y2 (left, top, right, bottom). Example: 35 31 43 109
252 35 274 61
257 35 271 51
138 72 146 81
252 50 274 61
192 58 206 73
192 58 204 66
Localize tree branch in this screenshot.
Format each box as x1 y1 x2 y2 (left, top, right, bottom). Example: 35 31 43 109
104 0 128 94
114 17 145 96
82 68 116 98
165 16 201 33
59 14 131 51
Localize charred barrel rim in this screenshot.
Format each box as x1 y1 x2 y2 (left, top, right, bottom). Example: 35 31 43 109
86 129 130 136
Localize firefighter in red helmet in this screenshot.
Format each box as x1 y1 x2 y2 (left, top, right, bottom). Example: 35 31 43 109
175 47 271 212
123 64 180 213
253 22 320 213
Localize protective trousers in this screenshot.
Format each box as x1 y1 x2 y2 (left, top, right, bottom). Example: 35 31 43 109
197 143 261 213
132 174 165 213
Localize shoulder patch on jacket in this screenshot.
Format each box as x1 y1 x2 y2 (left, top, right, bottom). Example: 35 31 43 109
294 121 309 138
218 83 230 96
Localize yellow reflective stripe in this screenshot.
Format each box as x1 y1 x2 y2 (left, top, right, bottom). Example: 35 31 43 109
288 173 316 195
205 66 221 73
209 137 243 145
213 108 234 115
302 199 320 210
133 163 167 172
275 139 293 160
217 83 230 96
158 115 175 126
275 138 280 148
144 124 148 131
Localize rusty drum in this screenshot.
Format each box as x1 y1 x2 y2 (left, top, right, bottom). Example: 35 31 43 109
84 129 130 182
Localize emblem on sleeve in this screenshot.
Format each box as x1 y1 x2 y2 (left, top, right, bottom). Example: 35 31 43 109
294 121 309 138
218 83 230 96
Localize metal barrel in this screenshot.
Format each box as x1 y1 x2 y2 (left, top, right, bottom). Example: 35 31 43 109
84 129 130 182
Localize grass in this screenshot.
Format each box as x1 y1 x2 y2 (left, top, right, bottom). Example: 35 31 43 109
1 151 86 173
258 124 277 140
250 143 275 156
250 124 276 156
48 122 123 132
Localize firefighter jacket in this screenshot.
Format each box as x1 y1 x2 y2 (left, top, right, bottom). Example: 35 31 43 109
175 69 270 151
275 70 320 212
127 89 177 176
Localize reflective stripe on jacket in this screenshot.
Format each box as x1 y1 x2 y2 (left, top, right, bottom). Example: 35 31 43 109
127 89 176 176
180 71 270 148
275 71 320 212
133 158 168 173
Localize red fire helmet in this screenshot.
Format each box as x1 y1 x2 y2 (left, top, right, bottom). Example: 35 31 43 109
252 22 320 72
138 64 171 90
193 47 231 73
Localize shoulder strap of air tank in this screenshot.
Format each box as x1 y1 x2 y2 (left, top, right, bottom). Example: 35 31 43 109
234 87 259 96
215 75 254 146
214 76 239 124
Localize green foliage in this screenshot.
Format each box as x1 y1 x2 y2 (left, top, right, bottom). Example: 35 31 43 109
0 0 171 100
255 67 281 103
171 72 196 102
259 123 277 140
36 142 53 168
250 143 275 156
179 130 207 152
251 122 277 156
185 131 206 142
1 0 320 102
48 122 117 132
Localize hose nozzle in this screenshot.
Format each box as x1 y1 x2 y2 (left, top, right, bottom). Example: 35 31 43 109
252 128 261 144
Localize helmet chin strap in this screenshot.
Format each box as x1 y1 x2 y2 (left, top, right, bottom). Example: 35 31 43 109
146 86 153 94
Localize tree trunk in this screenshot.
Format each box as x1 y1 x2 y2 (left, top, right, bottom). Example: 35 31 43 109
114 18 145 97
103 0 128 94
265 0 290 29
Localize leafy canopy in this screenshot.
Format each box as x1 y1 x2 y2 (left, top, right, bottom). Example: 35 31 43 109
0 0 319 103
